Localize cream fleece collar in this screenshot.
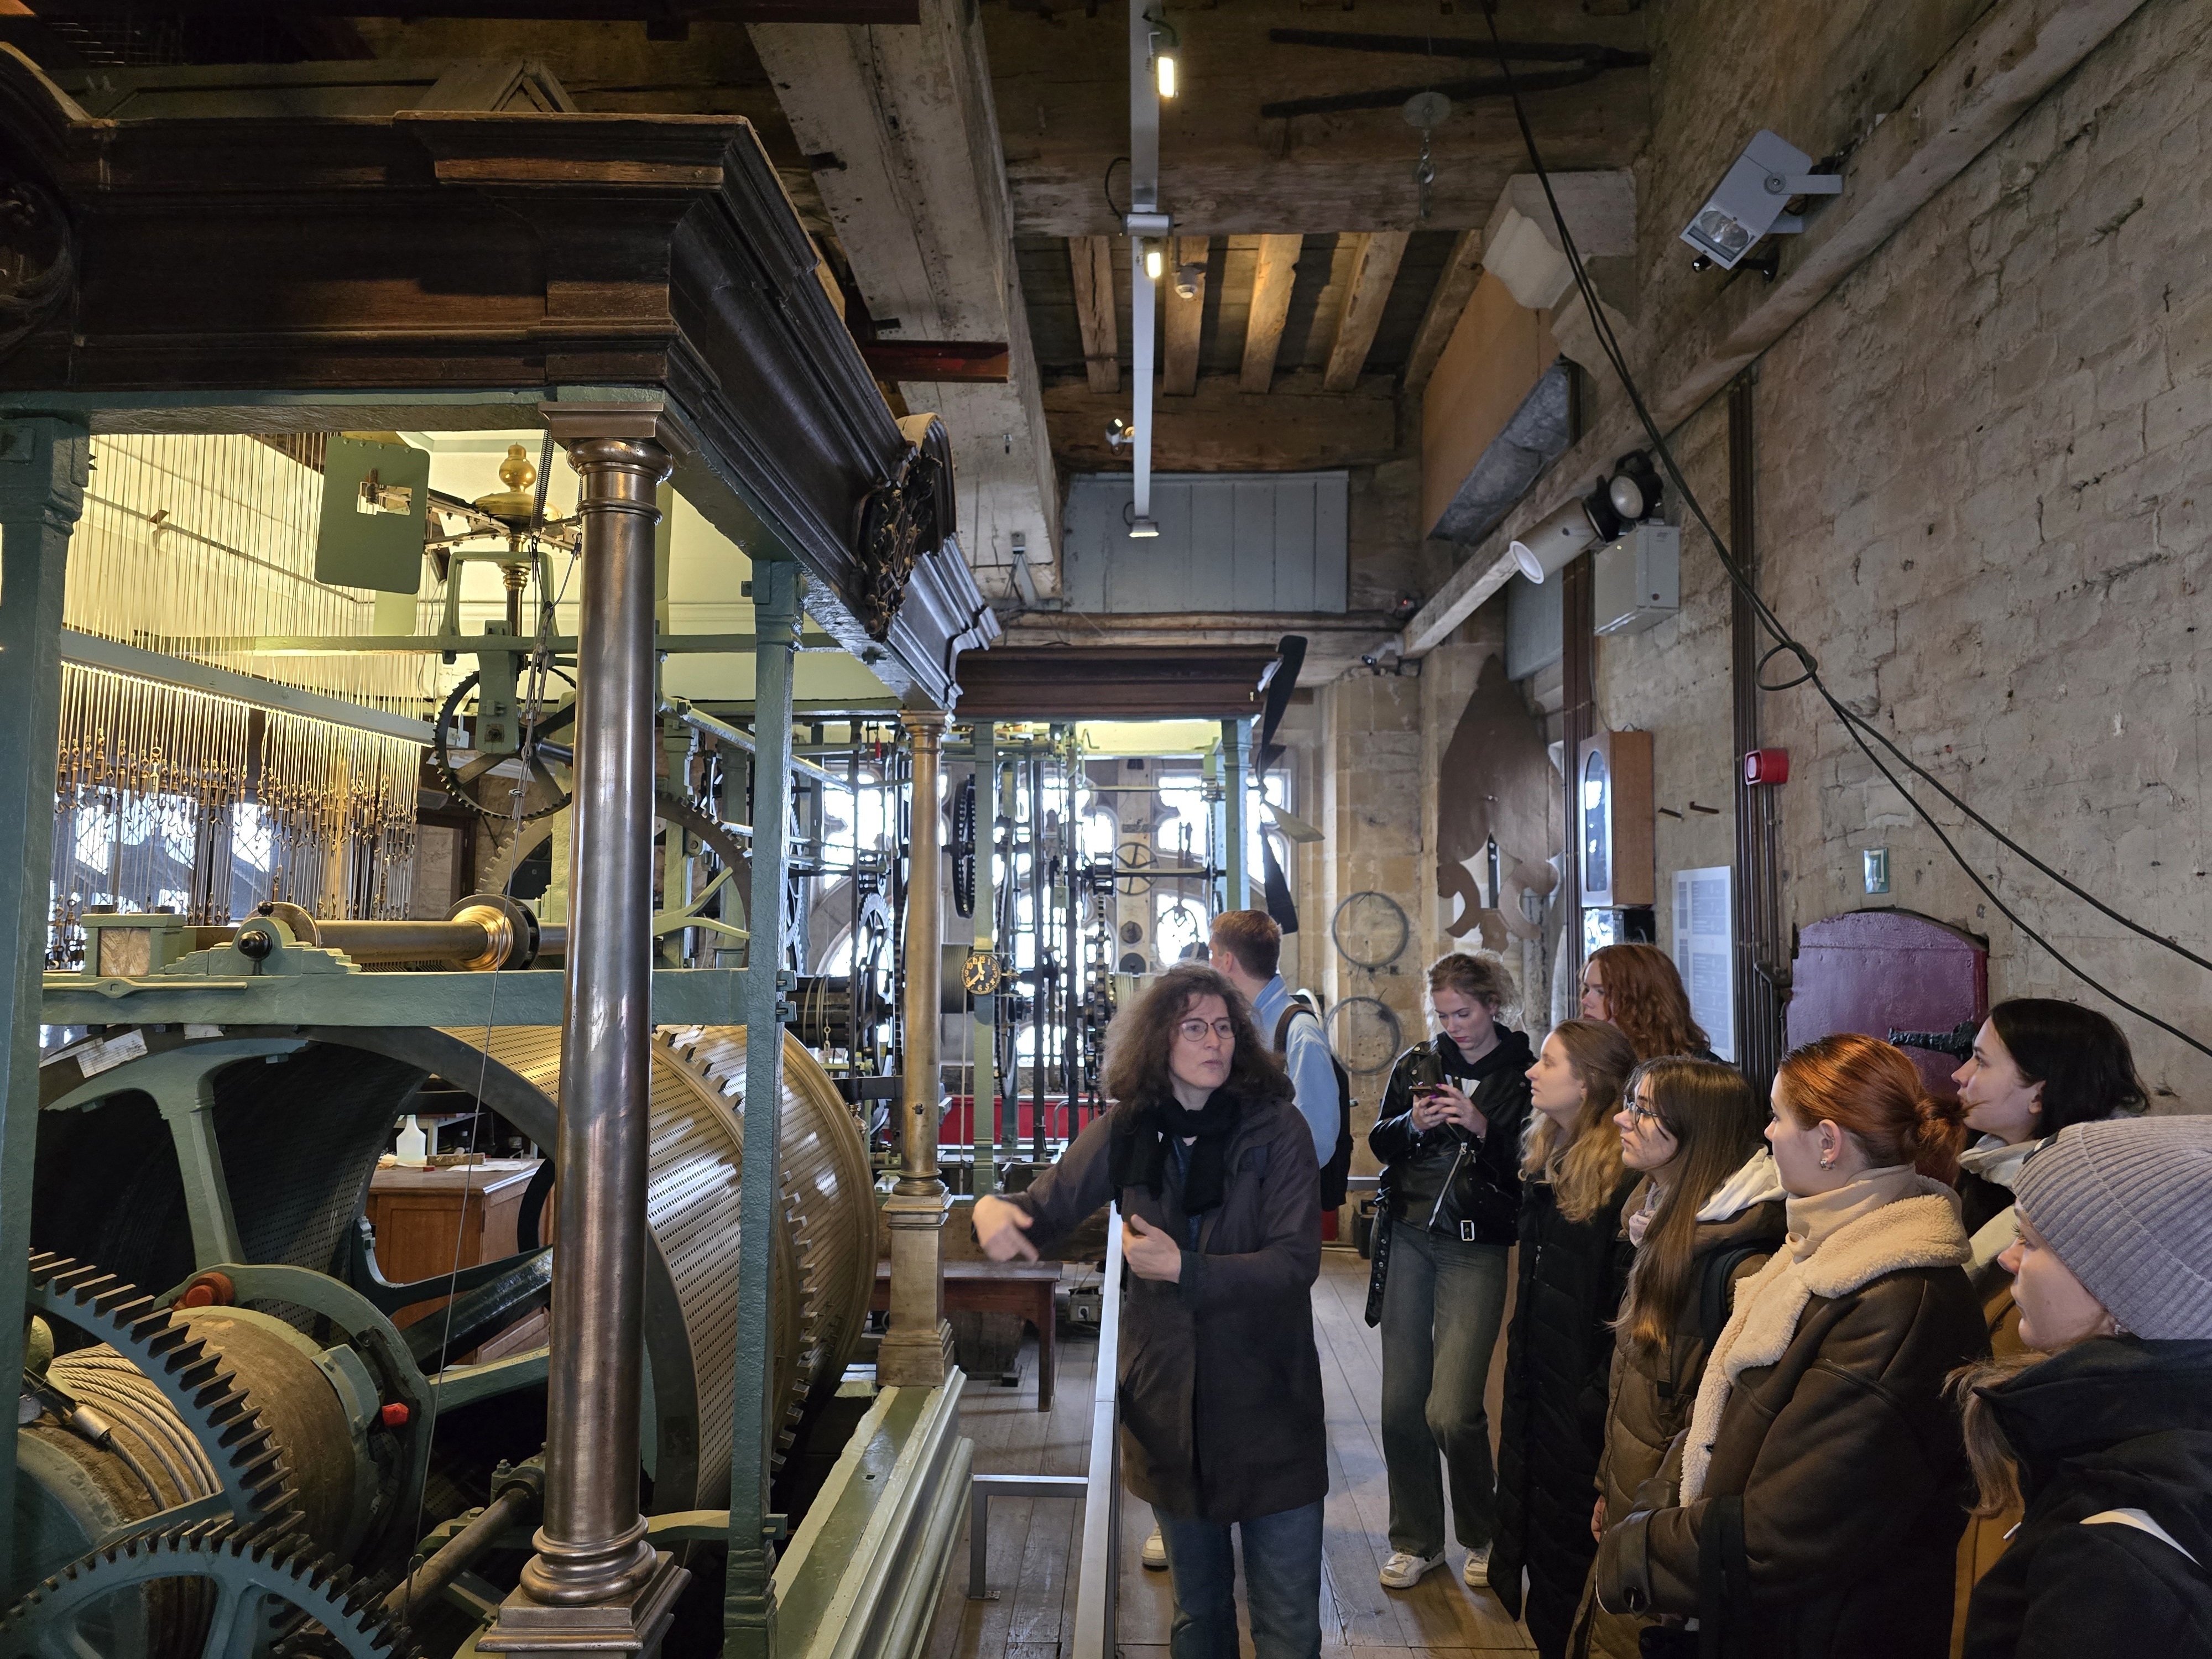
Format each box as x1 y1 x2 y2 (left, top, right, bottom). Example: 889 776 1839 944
1784 1164 1930 1259
1679 1180 1969 1503
1958 1133 2037 1190
1695 1147 1786 1223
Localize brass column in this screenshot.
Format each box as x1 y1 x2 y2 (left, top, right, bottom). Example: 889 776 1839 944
878 709 956 1386
482 429 685 1653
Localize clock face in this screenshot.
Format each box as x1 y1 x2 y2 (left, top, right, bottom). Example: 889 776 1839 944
1582 749 1611 896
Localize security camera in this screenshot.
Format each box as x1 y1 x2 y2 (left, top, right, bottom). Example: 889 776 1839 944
1680 130 1841 271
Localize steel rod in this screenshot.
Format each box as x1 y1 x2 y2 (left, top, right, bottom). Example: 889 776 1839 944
521 435 670 1608
388 1478 542 1618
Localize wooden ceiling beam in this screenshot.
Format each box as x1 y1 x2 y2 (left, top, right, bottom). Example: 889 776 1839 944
1069 234 1119 394
1402 228 1484 394
1161 233 1208 397
1322 229 1407 393
1239 232 1301 394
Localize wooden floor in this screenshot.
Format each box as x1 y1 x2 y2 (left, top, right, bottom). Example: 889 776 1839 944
925 1250 1533 1657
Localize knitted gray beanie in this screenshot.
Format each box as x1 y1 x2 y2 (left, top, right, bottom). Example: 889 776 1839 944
2013 1114 2212 1340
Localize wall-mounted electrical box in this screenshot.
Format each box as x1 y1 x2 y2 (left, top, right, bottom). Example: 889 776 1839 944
1577 727 1655 909
1592 522 1681 635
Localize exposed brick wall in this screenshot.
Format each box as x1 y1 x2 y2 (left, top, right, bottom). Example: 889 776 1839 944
1743 0 2212 1106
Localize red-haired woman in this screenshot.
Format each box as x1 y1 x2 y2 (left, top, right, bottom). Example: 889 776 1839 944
1594 1033 1987 1657
1580 944 1713 1063
1490 1019 1639 1658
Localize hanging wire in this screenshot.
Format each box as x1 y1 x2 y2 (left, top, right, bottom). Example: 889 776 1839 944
1474 0 2212 1060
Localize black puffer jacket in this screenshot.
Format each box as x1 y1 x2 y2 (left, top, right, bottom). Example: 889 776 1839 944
1492 1166 1638 1658
1963 1336 2212 1658
1363 1029 1534 1323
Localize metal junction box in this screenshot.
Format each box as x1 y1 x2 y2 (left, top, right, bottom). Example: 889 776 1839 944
1593 522 1681 635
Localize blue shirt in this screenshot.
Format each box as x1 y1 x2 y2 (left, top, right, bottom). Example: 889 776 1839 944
1251 974 1337 1165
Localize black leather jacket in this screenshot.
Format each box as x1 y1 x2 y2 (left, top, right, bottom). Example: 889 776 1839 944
1369 1028 1534 1245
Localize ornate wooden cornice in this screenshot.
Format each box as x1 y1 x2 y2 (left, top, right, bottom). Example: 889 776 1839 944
0 45 990 708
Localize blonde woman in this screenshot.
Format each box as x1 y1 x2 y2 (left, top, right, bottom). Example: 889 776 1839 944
1567 1059 1784 1659
1490 1019 1639 1657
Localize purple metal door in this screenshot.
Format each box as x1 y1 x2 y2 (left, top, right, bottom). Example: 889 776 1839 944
1784 909 1989 1099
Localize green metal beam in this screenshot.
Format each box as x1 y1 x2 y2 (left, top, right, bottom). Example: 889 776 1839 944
60 629 436 745
727 557 799 1659
41 968 750 1029
174 633 845 656
0 417 88 1573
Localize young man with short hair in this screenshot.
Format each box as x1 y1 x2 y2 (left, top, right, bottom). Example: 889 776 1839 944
1209 910 1338 1167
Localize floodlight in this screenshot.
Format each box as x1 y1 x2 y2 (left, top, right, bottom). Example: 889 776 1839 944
1679 130 1842 270
1129 515 1160 539
1510 496 1599 585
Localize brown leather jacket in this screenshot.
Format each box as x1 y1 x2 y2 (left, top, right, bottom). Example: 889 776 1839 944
1006 1089 1324 1524
1597 1191 1988 1659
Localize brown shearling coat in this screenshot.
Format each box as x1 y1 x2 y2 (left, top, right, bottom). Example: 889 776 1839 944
1596 1191 1989 1659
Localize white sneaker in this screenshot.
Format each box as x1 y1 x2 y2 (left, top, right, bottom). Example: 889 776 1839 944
1463 1544 1492 1588
1379 1549 1445 1589
1141 1522 1168 1570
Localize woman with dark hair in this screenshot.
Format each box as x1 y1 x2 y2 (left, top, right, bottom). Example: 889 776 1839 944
1365 953 1535 1594
973 963 1325 1659
1948 1115 2212 1658
1490 1019 1639 1657
1952 999 2148 1233
1580 944 1712 1063
1947 998 2150 1627
1567 1058 1784 1659
1594 1032 1987 1658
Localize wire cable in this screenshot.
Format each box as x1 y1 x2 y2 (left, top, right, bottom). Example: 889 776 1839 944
1473 1 2212 1058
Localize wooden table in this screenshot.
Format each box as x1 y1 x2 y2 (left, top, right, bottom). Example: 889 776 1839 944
873 1259 1062 1411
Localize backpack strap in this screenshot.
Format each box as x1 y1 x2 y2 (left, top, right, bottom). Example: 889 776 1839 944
1698 1244 1765 1352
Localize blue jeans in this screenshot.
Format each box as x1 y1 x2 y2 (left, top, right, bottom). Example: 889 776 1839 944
1156 1499 1323 1659
1379 1221 1510 1557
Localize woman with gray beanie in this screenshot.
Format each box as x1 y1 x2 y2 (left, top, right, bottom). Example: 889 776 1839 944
1952 1113 2212 1658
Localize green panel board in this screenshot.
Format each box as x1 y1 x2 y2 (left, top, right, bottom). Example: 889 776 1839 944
315 435 431 593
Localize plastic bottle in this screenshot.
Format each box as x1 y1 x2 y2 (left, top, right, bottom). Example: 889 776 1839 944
395 1114 430 1167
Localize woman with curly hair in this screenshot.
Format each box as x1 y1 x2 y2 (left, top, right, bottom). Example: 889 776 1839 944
1490 1018 1640 1657
1580 943 1713 1064
973 962 1325 1659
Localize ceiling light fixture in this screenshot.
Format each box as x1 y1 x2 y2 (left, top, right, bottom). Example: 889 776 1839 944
1129 515 1161 539
1143 241 1165 282
1173 262 1203 299
1148 8 1180 98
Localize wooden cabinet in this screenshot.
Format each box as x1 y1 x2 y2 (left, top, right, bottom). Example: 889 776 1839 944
364 1158 545 1359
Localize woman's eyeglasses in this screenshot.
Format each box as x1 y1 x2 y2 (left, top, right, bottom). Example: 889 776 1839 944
1176 1019 1237 1045
1625 1100 1666 1129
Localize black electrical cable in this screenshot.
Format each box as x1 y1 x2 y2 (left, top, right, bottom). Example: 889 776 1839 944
1474 2 2212 1060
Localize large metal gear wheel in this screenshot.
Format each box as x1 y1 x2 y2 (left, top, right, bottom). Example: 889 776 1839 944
25 1254 297 1531
427 669 576 823
0 1519 415 1659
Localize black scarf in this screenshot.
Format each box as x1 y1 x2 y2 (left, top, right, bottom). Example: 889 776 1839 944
1109 1086 1244 1217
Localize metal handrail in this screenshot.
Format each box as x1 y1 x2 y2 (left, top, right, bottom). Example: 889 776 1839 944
1070 1206 1123 1659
